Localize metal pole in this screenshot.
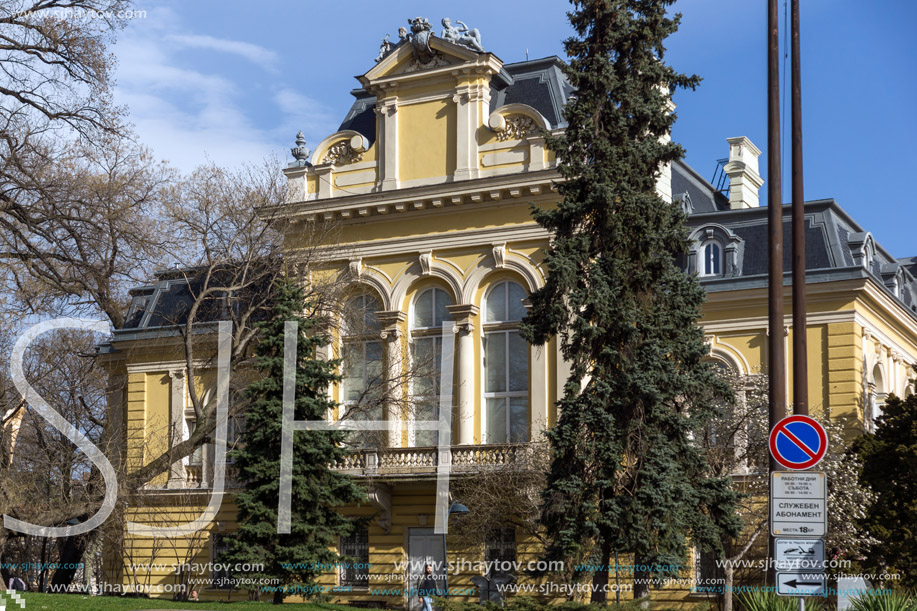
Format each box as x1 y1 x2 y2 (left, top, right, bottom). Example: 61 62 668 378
767 0 786 588
799 597 805 611
614 551 620 605
791 0 808 416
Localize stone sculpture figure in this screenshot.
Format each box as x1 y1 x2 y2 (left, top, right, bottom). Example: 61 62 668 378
441 17 484 52
374 33 393 63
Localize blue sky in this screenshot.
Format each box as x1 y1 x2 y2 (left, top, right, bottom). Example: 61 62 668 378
113 1 915 258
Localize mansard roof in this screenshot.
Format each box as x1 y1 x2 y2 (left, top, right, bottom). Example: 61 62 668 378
337 54 574 148
676 159 917 318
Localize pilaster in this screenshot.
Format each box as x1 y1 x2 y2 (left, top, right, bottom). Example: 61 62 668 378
377 310 406 447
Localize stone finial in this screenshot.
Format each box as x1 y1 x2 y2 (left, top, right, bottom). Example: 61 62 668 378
290 131 311 166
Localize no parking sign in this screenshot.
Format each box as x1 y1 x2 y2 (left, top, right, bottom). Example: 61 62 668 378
769 415 828 470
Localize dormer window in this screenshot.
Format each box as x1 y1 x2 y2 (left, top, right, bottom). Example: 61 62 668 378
688 224 744 279
848 232 876 271
700 241 723 277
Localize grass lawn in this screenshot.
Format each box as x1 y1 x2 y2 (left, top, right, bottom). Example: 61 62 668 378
0 592 358 610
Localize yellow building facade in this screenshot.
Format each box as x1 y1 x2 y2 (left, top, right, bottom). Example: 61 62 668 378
103 24 917 606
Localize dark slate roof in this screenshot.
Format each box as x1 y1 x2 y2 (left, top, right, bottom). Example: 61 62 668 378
900 256 917 277
671 161 730 213
491 56 574 129
338 89 377 146
685 192 917 318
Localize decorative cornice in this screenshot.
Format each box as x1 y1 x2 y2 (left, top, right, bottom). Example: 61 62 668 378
270 168 559 224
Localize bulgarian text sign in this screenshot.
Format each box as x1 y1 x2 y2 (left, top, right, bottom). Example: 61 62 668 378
771 471 827 537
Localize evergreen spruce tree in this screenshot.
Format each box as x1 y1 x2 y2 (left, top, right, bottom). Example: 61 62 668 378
851 367 917 589
224 278 366 604
521 0 742 600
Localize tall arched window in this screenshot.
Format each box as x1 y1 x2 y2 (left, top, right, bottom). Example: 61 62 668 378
483 281 529 443
341 294 384 442
410 288 454 446
700 241 723 277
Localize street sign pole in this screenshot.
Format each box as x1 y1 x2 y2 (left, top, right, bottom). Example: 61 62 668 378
769 415 828 599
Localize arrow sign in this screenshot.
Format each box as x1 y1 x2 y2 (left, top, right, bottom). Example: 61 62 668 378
785 579 822 588
770 415 828 470
777 572 826 596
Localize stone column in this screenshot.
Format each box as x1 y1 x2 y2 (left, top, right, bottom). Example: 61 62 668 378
446 304 479 445
167 369 186 489
377 311 406 448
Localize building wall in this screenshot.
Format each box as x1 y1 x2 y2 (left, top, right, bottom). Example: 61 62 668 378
105 36 917 604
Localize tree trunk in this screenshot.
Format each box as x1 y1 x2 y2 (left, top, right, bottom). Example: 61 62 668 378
273 590 284 604
633 553 650 605
723 565 735 611
591 539 611 604
51 534 88 590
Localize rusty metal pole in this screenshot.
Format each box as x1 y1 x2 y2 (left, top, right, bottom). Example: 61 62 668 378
791 0 808 416
767 0 786 587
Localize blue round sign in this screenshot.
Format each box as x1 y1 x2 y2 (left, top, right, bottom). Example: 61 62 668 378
769 415 828 470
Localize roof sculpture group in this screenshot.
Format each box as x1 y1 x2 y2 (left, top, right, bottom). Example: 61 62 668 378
375 16 485 64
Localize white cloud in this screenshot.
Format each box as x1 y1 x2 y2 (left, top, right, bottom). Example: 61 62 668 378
167 34 279 71
111 10 337 173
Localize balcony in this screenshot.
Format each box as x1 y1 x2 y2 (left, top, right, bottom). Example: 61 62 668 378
331 443 540 478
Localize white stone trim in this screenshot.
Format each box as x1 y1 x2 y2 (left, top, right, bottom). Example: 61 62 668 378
310 224 550 260
460 249 544 304
390 258 464 312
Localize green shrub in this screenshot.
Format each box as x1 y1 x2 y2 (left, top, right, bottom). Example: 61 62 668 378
738 590 823 611
849 591 917 611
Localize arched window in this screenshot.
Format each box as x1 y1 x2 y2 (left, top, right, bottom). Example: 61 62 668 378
700 241 723 277
482 281 529 443
410 288 454 446
341 294 384 444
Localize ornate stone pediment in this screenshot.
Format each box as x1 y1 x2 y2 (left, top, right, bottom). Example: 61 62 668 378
360 33 487 83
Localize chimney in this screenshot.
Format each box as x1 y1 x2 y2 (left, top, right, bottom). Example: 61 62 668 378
723 136 764 209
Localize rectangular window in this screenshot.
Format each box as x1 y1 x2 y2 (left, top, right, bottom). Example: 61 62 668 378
411 335 443 446
211 534 233 589
483 330 529 443
485 527 517 575
341 340 385 447
340 527 370 588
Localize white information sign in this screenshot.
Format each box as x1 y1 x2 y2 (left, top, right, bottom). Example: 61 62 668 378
775 538 825 571
771 471 827 537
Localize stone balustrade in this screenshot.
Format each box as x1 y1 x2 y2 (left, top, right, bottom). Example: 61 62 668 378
331 443 539 477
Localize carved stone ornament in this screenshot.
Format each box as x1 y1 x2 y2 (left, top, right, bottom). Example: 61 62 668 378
322 141 363 166
349 258 363 278
406 16 435 64
418 251 433 275
492 243 506 268
404 51 451 73
496 115 538 141
290 131 311 166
